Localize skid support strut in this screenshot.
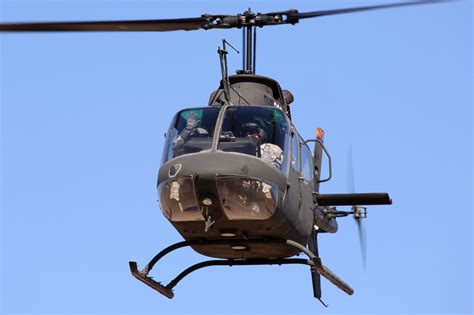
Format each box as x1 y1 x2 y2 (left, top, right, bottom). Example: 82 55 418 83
129 238 353 299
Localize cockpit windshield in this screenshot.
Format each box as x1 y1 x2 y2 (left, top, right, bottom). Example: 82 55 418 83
163 106 290 174
218 106 290 172
162 107 220 162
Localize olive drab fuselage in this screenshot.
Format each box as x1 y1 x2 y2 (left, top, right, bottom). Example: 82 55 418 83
158 74 315 259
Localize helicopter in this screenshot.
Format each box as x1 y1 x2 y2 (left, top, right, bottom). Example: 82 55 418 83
0 0 449 307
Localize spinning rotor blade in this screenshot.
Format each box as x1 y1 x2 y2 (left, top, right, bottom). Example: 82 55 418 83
0 1 448 32
355 213 367 270
347 146 367 270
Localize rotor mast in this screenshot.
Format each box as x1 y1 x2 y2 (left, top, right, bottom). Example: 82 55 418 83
242 25 256 74
241 9 257 74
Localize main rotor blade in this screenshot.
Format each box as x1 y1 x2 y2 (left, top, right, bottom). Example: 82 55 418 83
0 1 448 32
0 16 211 32
296 0 445 20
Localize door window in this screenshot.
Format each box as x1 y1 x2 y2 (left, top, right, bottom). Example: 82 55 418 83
300 140 314 182
291 131 300 172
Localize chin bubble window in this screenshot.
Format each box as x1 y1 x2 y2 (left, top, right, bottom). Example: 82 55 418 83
158 176 203 222
216 175 283 220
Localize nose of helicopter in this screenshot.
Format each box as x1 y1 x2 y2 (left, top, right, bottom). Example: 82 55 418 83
157 150 287 190
158 150 287 186
157 150 287 223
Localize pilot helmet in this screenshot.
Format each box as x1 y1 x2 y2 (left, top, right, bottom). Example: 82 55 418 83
242 122 267 141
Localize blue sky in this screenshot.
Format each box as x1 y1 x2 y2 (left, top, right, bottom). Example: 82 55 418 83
1 0 472 314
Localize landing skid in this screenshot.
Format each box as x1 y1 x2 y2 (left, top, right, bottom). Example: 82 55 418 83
129 238 353 303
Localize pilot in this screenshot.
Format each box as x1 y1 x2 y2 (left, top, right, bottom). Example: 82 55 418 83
173 111 198 149
172 111 210 156
242 122 283 169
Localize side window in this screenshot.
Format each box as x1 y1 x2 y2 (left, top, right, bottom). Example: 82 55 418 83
301 141 314 182
165 127 178 162
291 131 300 172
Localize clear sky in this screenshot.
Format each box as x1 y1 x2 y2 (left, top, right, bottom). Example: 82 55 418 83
1 0 472 314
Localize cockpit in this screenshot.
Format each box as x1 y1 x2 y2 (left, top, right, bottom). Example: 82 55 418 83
162 106 290 174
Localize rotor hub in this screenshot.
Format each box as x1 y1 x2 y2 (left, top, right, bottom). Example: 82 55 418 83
201 9 300 30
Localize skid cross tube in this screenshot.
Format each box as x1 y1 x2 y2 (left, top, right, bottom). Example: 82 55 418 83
129 238 353 299
140 238 289 275
137 238 310 275
168 258 313 291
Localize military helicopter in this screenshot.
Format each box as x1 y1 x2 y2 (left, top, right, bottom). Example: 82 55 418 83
0 0 447 306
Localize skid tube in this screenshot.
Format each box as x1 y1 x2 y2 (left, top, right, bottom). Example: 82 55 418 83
129 238 353 299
